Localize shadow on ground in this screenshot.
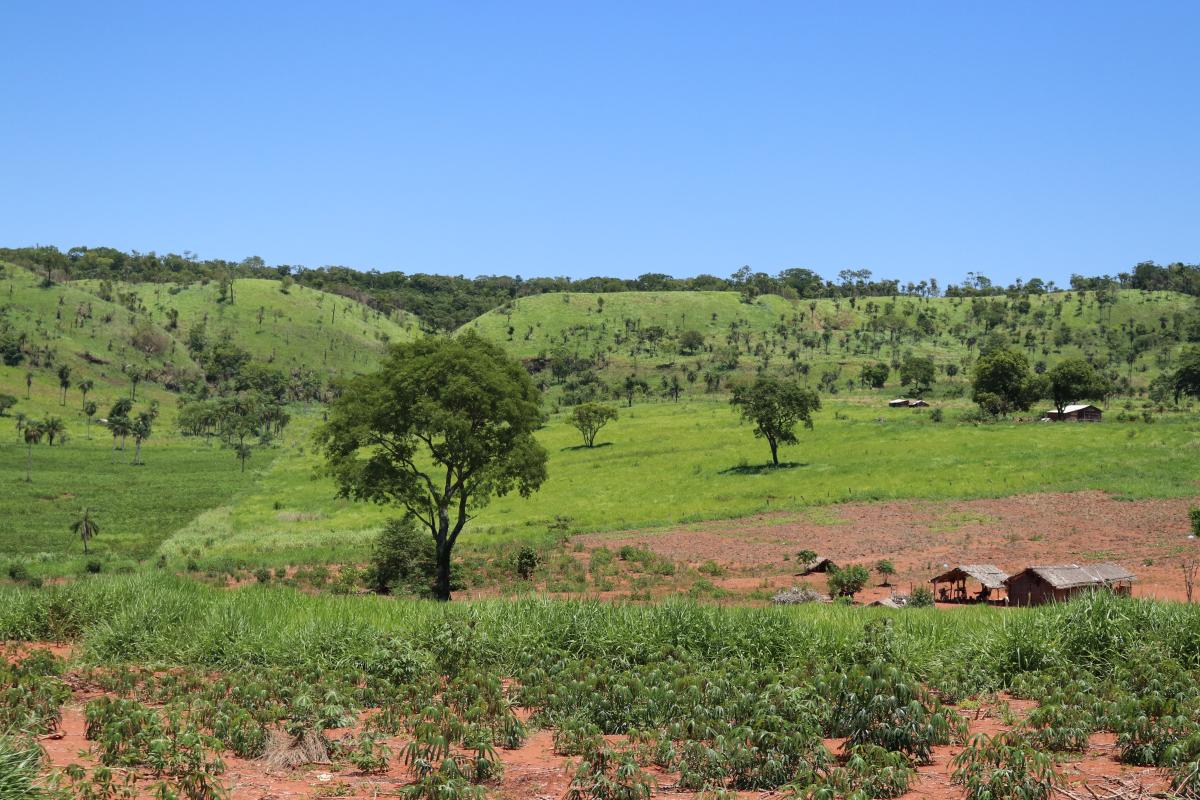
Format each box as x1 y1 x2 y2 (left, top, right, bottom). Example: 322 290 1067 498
719 461 806 475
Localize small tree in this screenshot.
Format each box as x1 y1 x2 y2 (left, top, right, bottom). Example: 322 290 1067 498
1190 507 1200 538
42 417 65 446
131 412 153 465
678 330 705 355
570 403 618 447
365 516 437 595
899 356 935 396
729 376 821 466
0 394 16 416
22 420 44 482
57 365 72 405
875 559 896 587
972 349 1041 417
24 371 32 400
71 508 100 555
1183 558 1198 604
1046 357 1108 417
83 401 97 439
78 379 94 410
620 375 649 407
828 564 870 599
797 549 818 564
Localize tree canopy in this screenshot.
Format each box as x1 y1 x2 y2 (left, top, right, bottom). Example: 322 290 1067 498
729 377 821 466
1046 357 1109 415
319 332 548 600
972 348 1042 417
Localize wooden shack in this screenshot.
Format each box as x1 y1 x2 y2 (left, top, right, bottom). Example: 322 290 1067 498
889 398 929 408
1004 563 1135 606
929 564 1009 603
1045 404 1102 422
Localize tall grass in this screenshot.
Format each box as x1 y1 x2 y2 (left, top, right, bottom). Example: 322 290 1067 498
3 576 1199 687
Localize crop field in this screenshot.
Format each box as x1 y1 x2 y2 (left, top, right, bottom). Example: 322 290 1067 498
2 577 1200 798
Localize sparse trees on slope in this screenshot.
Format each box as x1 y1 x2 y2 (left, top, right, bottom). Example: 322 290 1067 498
570 403 618 447
77 379 93 410
131 412 153 465
83 401 97 439
42 417 65 446
729 376 821 466
319 332 548 601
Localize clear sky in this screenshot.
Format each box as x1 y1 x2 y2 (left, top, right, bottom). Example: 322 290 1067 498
2 2 1197 284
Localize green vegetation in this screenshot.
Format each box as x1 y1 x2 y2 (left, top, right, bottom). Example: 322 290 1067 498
2 580 1200 797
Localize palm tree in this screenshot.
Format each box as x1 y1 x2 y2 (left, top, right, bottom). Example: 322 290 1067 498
78 379 94 409
42 417 65 446
83 401 98 439
107 416 132 462
24 371 32 400
131 413 153 465
71 508 100 554
127 366 143 401
57 365 72 405
23 421 44 482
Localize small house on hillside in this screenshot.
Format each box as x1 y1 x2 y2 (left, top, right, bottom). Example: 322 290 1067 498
888 398 929 408
1045 404 1102 422
1004 563 1135 606
797 557 837 576
930 564 1009 603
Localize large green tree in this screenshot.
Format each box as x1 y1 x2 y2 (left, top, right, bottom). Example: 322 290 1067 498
1046 357 1108 416
899 355 935 396
971 349 1041 417
319 332 548 600
1172 347 1200 403
729 376 821 466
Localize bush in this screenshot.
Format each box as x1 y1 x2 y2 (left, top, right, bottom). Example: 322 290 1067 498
930 407 944 422
1190 507 1200 538
951 732 1061 800
515 546 540 580
366 517 436 596
828 564 870 599
253 567 271 584
6 563 29 582
697 560 725 577
908 585 935 608
84 559 103 575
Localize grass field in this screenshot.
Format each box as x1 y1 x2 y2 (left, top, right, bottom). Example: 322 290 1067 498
205 398 1200 565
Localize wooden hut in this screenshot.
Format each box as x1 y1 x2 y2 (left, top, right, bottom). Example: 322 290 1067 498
889 398 929 408
1045 404 1102 422
1004 563 1135 606
929 564 1009 603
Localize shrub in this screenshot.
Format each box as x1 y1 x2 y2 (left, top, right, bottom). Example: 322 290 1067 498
951 732 1061 800
930 407 944 422
366 516 437 596
1190 507 1200 538
515 546 540 580
697 560 725 577
84 559 103 575
6 563 29 582
827 564 870 599
253 567 271 584
908 585 935 608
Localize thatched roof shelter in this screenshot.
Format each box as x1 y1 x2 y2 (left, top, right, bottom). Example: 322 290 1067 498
797 557 837 575
1005 562 1136 606
929 564 1009 590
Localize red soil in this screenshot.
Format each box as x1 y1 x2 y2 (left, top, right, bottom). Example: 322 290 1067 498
575 491 1200 603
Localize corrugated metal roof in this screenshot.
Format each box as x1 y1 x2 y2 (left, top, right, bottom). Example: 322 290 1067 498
1055 404 1101 414
930 564 1009 589
1009 562 1135 589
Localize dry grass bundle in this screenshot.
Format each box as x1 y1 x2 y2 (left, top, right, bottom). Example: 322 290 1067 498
261 727 330 770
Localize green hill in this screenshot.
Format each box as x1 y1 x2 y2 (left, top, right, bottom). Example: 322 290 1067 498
461 288 1198 397
77 277 419 382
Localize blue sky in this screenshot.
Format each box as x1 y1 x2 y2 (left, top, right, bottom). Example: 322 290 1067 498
1 2 1197 284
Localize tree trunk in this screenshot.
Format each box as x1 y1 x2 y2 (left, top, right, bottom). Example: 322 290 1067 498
25 444 32 482
134 441 142 465
768 437 779 466
434 539 452 602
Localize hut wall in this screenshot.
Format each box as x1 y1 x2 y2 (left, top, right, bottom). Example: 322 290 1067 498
1006 574 1058 606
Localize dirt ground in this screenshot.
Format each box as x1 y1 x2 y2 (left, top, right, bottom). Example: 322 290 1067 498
574 491 1200 604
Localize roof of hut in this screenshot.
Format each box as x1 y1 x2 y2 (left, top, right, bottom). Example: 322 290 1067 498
929 564 1009 590
1009 563 1135 590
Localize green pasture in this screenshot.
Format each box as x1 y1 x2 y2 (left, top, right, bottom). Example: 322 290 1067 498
155 397 1200 570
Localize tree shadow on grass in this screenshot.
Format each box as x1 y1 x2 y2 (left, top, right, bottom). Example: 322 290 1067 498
561 442 615 452
719 461 806 475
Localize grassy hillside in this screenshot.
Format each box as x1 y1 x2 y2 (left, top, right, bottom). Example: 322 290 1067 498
462 289 1198 398
77 277 419 382
0 264 193 424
